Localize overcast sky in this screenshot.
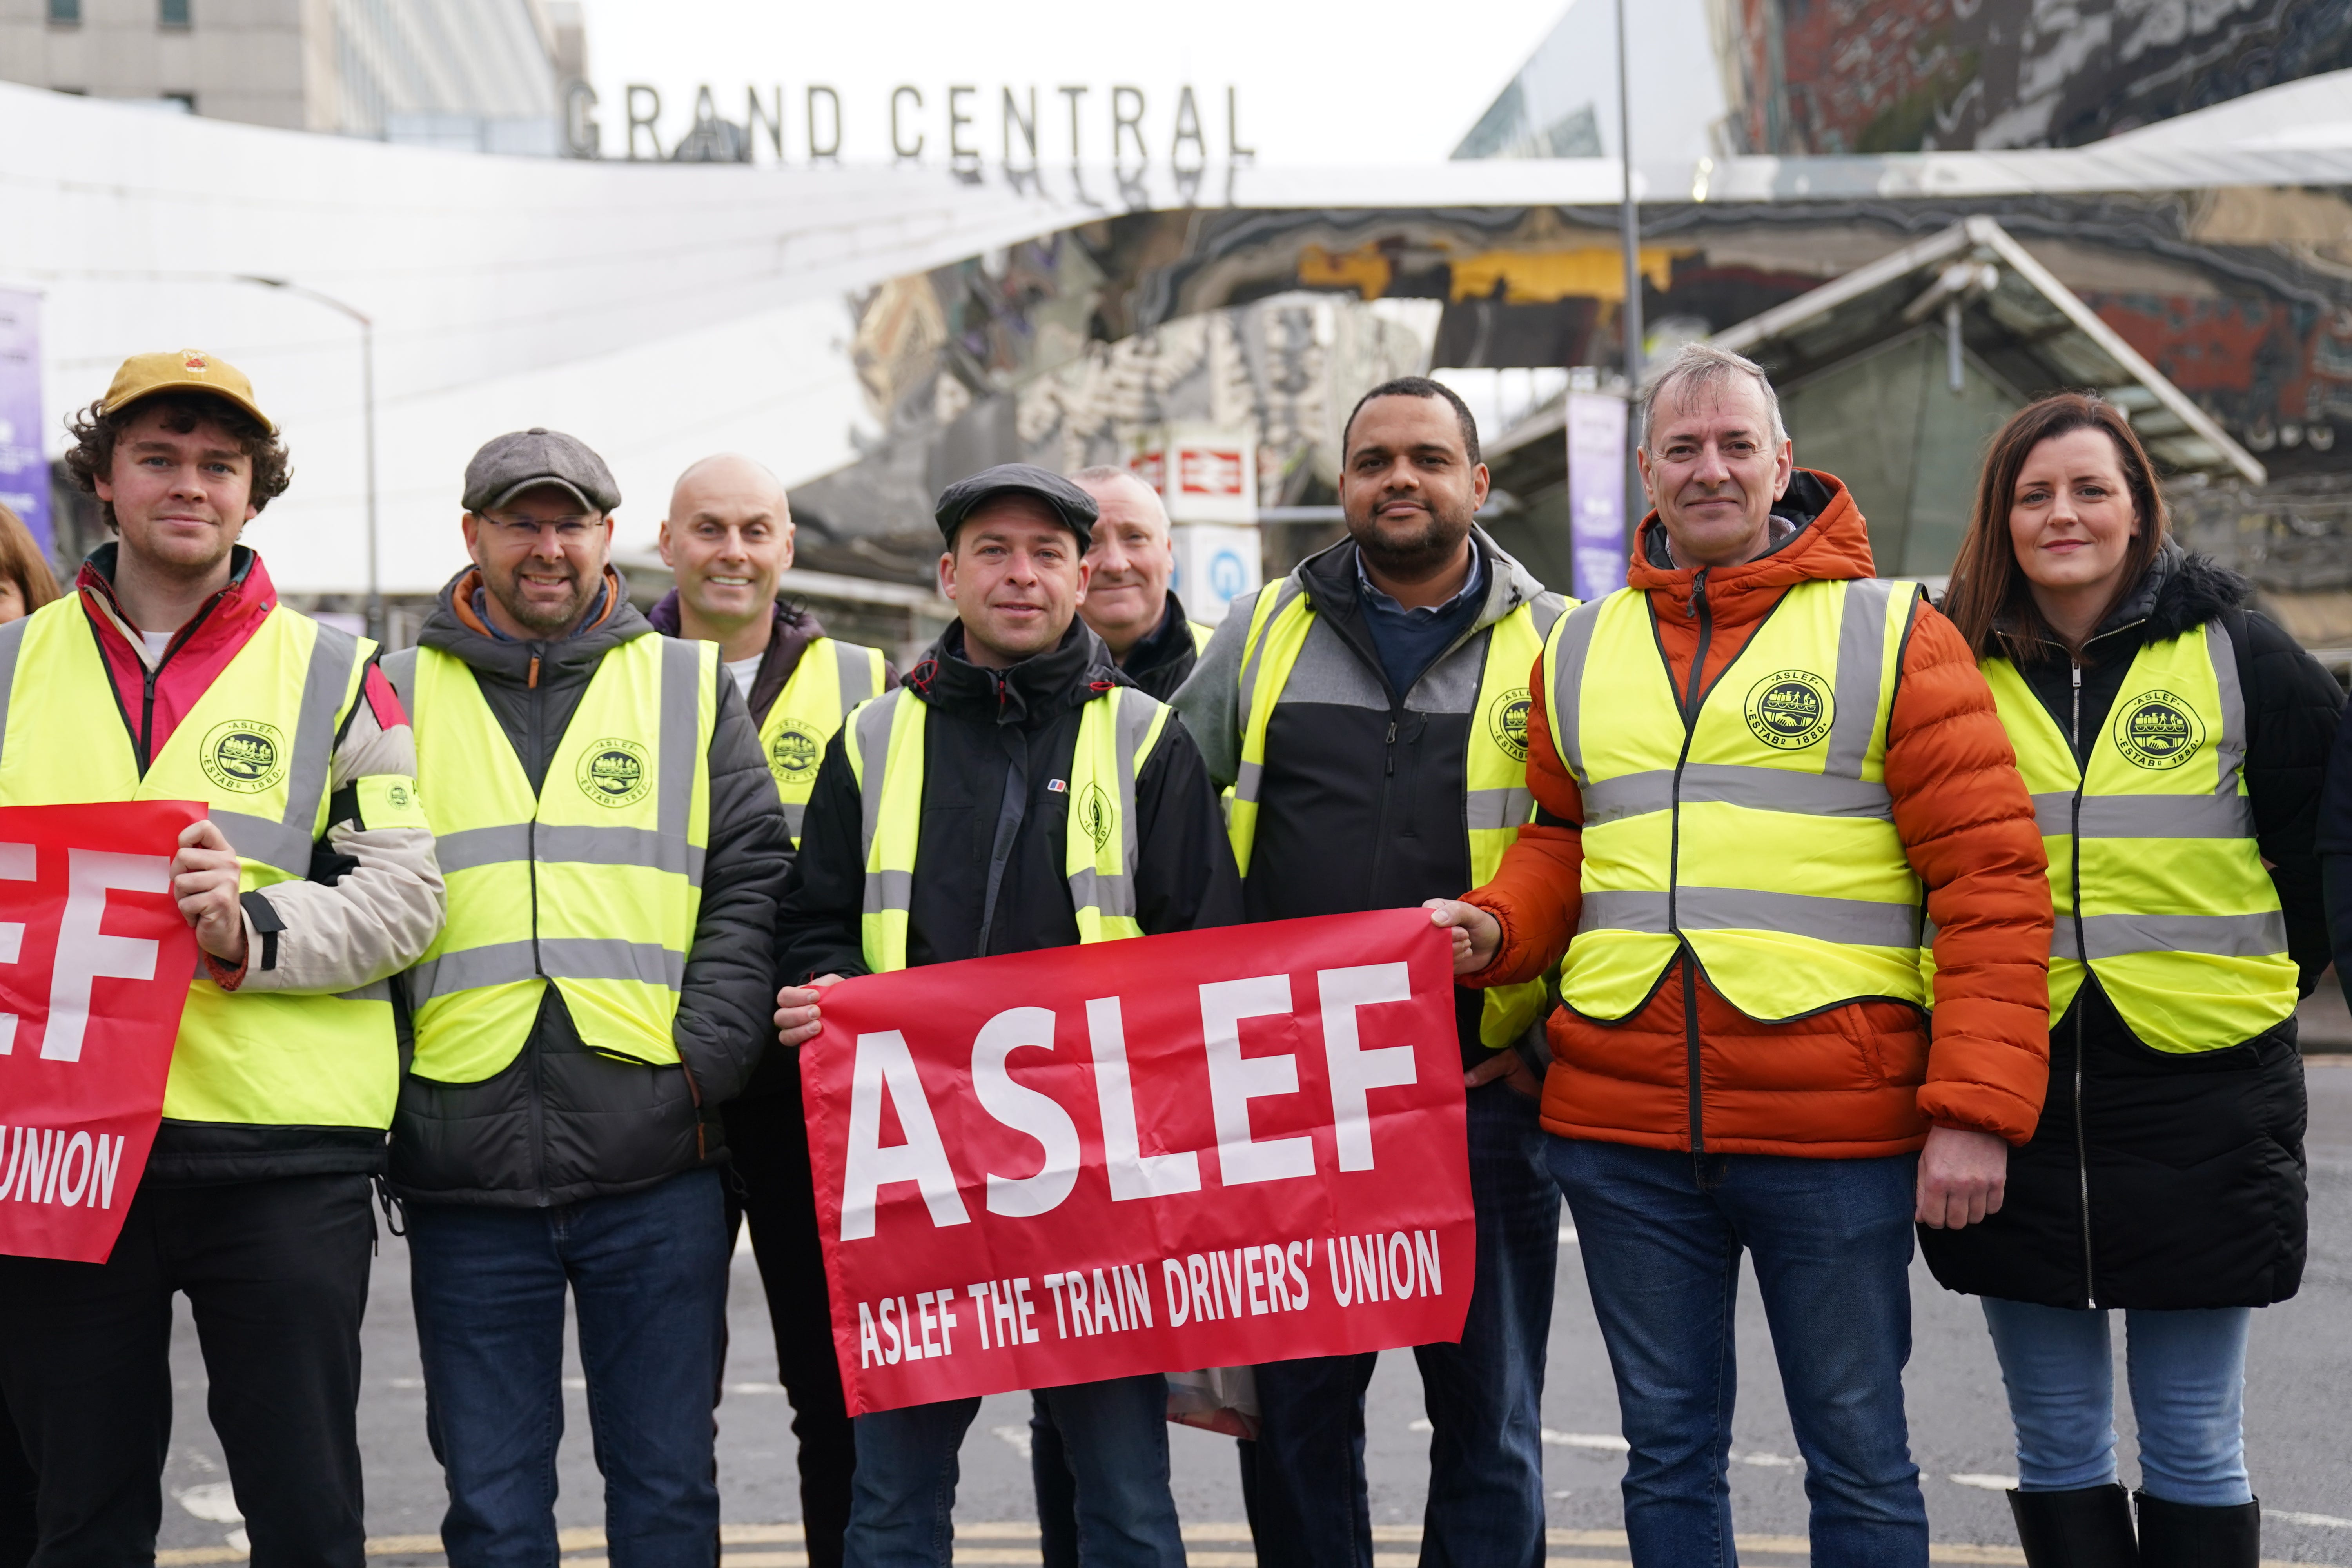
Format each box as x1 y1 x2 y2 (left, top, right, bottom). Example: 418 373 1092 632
575 0 1574 166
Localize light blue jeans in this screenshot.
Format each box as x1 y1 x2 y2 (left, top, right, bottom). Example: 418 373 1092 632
1980 1298 2254 1506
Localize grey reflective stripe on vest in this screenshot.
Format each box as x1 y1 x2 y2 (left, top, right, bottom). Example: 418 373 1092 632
1066 692 1156 920
2207 619 2249 804
408 936 687 1004
833 640 878 712
782 801 806 842
853 690 907 915
435 822 706 879
1232 579 1304 807
1584 763 1894 828
214 621 359 878
1823 579 1907 780
1580 884 1923 949
1546 596 1608 789
1466 786 1533 830
2068 909 2288 963
0 617 26 742
1528 593 1568 642
2034 791 2256 840
656 637 701 867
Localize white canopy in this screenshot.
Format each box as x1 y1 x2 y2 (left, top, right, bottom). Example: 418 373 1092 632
7 72 2347 591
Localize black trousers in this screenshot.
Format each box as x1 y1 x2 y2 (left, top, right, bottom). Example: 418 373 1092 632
722 1091 853 1568
0 1173 374 1568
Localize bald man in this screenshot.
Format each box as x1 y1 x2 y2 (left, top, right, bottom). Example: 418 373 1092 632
651 454 893 1568
1071 466 1214 700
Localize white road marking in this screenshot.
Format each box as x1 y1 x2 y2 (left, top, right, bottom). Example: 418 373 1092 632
174 1483 242 1523
2274 1510 2352 1528
1948 1474 2019 1491
1559 1225 1579 1244
991 1424 1033 1461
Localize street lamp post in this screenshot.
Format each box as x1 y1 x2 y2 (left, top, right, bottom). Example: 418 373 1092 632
235 275 381 642
1615 0 1642 390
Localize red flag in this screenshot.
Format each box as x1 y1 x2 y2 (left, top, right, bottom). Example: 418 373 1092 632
801 908 1475 1415
0 801 204 1263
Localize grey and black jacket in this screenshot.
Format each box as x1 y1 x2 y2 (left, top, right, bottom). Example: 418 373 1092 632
1174 531 1564 1070
387 569 791 1208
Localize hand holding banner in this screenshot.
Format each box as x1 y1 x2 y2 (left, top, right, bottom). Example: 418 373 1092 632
0 801 204 1263
801 908 1474 1416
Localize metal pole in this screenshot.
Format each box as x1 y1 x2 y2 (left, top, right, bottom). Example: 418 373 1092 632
359 316 381 642
1616 0 1642 389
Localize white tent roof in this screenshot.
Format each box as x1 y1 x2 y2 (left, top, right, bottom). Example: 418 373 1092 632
8 73 2348 591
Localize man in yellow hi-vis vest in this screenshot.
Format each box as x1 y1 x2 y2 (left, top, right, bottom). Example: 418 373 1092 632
648 451 893 1568
1171 377 1568 1568
387 429 789 1568
0 351 443 1566
1072 465 1214 701
771 463 1238 1568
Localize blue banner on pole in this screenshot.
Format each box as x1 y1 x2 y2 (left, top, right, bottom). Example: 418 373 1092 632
1566 388 1626 601
0 294 48 555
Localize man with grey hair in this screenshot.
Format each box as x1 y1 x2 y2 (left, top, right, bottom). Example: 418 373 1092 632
1070 465 1212 700
1425 342 2051 1565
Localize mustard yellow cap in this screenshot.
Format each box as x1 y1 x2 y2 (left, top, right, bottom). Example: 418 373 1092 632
100 349 275 435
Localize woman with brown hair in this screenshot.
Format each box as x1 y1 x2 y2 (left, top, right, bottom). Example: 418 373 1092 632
0 501 57 624
1924 393 2343 1568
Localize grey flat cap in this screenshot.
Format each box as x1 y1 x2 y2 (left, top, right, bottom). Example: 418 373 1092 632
935 463 1098 550
463 427 621 515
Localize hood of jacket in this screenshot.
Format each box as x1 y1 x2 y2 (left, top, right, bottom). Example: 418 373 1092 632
903 615 1124 729
419 564 648 682
1292 524 1546 633
1630 469 1871 629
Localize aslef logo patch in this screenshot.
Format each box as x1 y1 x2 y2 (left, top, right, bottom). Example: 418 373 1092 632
577 738 652 807
2113 690 2206 769
1744 670 1834 750
199 720 286 794
1076 782 1114 852
768 720 823 780
1486 688 1532 763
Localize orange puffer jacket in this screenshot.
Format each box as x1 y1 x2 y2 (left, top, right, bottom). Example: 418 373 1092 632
1463 472 2053 1158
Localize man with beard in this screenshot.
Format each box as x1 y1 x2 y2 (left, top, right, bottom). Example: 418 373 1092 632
385 429 789 1568
1071 465 1211 700
1172 378 1567 1567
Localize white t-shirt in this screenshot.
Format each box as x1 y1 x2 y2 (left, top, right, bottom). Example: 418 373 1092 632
140 629 172 667
724 653 761 704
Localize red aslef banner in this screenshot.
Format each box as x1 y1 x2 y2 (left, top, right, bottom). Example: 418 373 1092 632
802 908 1474 1415
0 801 203 1264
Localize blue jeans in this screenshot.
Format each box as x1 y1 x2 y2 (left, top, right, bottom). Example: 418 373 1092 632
407 1169 730 1568
1548 1138 1927 1568
1246 1082 1557 1568
847 1374 1179 1568
1980 1298 2254 1506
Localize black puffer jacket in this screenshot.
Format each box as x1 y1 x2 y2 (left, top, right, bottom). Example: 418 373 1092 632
1922 547 2343 1309
1114 592 1208 701
773 617 1240 982
388 570 791 1208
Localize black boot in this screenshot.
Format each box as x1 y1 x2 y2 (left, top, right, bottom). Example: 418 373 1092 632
2009 1484 2139 1567
2134 1491 2259 1568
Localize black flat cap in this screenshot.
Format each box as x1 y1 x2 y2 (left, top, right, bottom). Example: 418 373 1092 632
934 463 1097 550
463 427 622 515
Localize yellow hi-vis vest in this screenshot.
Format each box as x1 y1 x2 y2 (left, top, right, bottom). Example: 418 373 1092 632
757 637 884 847
1982 624 2292 1053
1227 578 1565 1048
1548 576 1927 1023
0 595 397 1129
387 635 717 1083
845 683 1170 973
1189 621 1214 656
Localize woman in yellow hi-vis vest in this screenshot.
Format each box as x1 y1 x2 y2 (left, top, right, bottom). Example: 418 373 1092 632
1927 395 2342 1568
